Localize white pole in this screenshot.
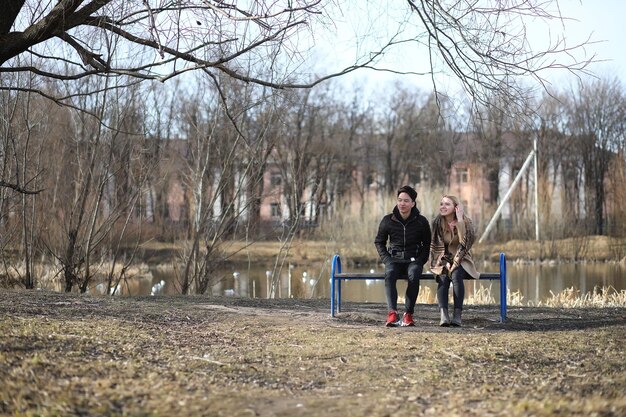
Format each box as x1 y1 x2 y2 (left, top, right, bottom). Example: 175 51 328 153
479 149 535 243
288 263 292 298
534 137 540 241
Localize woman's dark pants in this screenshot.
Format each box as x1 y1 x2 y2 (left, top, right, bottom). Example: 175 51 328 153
437 266 467 310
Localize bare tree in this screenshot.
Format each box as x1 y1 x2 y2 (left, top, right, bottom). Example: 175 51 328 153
327 89 371 213
273 88 319 227
41 77 151 293
371 85 416 193
0 75 50 289
564 77 626 235
472 92 522 205
141 81 183 241
265 86 347 296
0 1 338 104
408 91 461 189
0 1 594 115
531 92 583 237
175 75 278 295
403 0 594 114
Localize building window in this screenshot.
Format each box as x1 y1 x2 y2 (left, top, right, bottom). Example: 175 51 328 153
270 172 282 187
270 203 281 218
318 203 328 218
456 168 469 184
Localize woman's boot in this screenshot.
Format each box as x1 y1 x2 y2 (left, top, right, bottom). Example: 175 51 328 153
439 308 450 327
451 308 462 327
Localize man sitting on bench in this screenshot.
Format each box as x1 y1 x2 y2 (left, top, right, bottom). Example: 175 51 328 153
374 185 432 327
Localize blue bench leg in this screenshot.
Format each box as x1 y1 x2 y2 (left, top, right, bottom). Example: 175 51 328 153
337 280 342 313
330 276 336 317
330 254 342 317
499 252 507 322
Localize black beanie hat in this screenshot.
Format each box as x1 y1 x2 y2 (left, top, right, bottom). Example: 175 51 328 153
397 185 417 202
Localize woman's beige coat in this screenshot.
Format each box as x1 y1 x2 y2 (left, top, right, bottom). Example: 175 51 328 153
429 215 479 279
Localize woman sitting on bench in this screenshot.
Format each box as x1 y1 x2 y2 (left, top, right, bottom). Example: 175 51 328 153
430 195 479 327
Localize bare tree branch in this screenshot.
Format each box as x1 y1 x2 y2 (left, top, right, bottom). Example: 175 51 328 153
0 180 43 195
404 0 596 113
0 1 599 116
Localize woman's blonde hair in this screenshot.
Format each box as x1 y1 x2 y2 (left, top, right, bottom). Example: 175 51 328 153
442 195 460 213
440 195 468 241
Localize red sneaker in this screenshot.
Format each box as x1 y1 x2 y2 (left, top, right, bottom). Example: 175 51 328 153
385 311 399 327
401 312 415 327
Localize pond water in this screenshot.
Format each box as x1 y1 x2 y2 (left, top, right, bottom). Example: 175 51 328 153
99 260 626 306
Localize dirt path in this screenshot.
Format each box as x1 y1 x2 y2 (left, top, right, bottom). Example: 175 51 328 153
1 289 624 416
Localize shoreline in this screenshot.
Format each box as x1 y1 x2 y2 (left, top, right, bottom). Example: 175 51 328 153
132 234 626 265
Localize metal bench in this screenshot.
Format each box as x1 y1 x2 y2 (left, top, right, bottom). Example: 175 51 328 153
330 253 508 322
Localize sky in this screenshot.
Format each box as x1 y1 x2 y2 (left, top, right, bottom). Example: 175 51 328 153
305 0 626 101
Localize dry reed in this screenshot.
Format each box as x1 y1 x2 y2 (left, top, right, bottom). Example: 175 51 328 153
417 285 626 307
538 285 626 307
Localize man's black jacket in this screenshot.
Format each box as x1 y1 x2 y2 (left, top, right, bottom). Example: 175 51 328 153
374 206 432 265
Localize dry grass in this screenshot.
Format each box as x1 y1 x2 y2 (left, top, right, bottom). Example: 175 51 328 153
477 235 626 263
1 290 624 417
222 236 626 264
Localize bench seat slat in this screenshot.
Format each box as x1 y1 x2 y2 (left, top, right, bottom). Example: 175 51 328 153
334 272 500 279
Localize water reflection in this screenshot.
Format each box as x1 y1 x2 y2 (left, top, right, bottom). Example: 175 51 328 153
334 262 626 305
506 263 625 304
80 261 625 305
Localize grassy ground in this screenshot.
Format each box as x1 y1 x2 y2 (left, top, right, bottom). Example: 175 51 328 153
1 289 624 416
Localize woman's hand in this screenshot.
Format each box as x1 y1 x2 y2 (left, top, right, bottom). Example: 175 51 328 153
455 203 464 220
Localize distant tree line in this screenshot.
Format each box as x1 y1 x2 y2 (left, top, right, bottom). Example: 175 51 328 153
1 73 624 293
